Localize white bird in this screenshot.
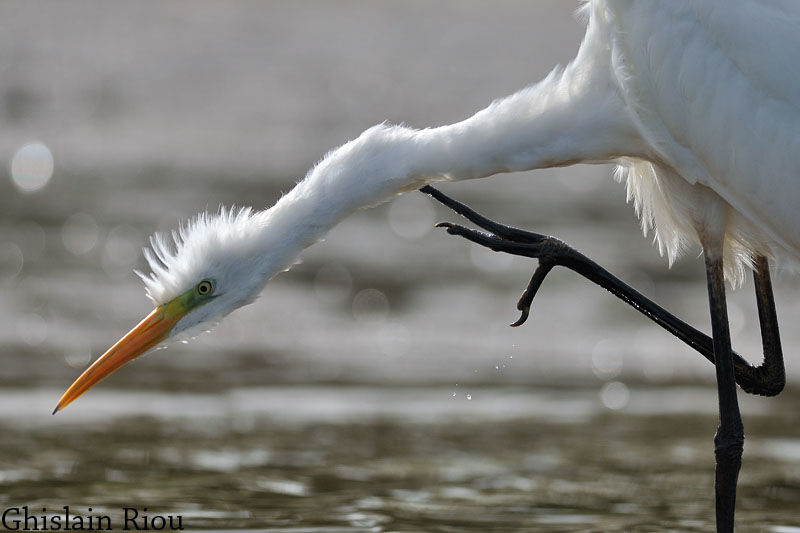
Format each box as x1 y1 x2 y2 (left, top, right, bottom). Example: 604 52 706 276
55 1 798 530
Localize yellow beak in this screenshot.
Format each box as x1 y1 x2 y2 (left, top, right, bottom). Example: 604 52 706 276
53 304 184 414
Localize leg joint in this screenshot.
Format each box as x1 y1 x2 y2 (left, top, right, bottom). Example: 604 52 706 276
714 425 744 461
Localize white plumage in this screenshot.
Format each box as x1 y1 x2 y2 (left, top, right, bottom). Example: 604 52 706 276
140 0 799 337
54 4 798 525
607 0 800 281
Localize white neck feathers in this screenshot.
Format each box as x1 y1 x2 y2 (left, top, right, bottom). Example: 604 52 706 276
143 27 640 306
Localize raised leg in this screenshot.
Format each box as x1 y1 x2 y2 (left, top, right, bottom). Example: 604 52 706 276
704 252 742 532
419 185 785 397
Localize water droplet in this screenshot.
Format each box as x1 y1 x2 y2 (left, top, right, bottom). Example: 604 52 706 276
466 394 472 401
600 381 630 410
10 142 54 193
61 212 100 255
451 392 457 398
352 288 389 325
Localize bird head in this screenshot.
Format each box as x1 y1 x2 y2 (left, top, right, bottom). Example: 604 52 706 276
54 206 285 413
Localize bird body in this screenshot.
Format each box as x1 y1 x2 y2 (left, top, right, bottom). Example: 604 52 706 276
605 0 800 279
58 0 799 411
55 3 799 528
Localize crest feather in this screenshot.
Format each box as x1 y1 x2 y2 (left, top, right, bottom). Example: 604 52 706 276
139 206 257 305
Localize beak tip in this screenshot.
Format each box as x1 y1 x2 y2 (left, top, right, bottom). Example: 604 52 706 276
54 305 176 414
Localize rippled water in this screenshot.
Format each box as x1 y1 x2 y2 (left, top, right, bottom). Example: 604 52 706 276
3 386 800 532
2 2 800 531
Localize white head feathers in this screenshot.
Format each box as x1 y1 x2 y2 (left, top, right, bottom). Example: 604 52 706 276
137 207 265 306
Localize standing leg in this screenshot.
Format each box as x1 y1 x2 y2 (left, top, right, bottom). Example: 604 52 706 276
704 252 743 533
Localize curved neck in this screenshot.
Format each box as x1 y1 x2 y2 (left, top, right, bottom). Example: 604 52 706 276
259 41 640 268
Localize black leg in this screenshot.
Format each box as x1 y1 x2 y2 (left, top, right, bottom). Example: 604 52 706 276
419 184 790 532
704 253 742 532
419 185 785 397
750 255 785 393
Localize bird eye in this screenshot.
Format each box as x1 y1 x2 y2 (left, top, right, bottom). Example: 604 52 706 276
196 280 214 296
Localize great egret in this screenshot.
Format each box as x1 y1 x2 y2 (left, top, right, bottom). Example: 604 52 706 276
55 0 797 530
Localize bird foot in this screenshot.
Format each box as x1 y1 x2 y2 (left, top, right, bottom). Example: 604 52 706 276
421 186 578 327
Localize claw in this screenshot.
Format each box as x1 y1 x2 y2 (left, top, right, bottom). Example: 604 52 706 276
510 307 530 327
423 185 561 330
509 260 556 328
434 221 461 235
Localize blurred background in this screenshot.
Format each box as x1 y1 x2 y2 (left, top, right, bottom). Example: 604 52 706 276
1 1 799 531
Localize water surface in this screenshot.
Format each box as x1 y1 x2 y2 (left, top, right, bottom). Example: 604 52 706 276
3 386 800 531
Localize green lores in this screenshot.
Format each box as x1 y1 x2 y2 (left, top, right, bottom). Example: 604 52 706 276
165 278 218 321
